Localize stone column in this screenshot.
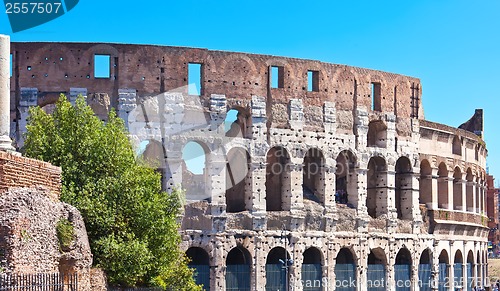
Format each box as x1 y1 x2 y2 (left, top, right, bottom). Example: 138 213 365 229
430 169 439 210
0 35 13 151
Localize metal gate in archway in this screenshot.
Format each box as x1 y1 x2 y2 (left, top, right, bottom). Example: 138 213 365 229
226 264 251 291
418 263 432 291
302 263 322 291
335 264 356 291
394 264 411 291
190 265 210 291
367 264 386 291
438 263 448 291
266 264 287 291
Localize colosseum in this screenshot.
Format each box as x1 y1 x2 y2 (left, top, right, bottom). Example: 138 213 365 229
7 42 489 291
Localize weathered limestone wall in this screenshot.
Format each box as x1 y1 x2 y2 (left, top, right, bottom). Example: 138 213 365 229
0 187 92 290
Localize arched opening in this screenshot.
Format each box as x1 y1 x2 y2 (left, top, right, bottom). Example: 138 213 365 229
141 139 166 190
419 160 432 207
438 250 449 291
437 163 449 209
266 247 291 291
335 248 356 291
302 247 323 291
225 108 251 139
186 247 210 291
335 150 357 206
367 157 387 218
395 248 412 291
367 248 386 291
367 120 387 148
453 167 463 211
454 250 464 289
452 136 462 156
266 147 291 211
225 147 251 213
419 249 432 291
395 157 413 220
467 251 474 291
466 169 474 212
226 246 251 291
303 148 325 204
182 141 209 201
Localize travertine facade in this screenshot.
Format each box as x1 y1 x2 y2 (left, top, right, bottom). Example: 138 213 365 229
8 42 489 290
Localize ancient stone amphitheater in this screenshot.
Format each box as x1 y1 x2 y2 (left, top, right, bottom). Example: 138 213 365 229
8 42 489 291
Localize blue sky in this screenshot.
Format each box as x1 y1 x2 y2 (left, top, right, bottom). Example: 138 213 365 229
1 0 500 183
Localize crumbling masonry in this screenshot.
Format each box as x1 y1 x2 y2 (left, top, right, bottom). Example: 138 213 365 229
8 42 489 290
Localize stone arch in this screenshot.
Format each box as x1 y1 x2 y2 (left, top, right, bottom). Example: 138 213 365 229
395 248 412 291
367 156 388 218
266 247 292 291
466 168 474 212
335 150 357 206
225 106 252 139
453 167 463 211
186 247 210 290
437 162 449 209
225 147 251 213
367 248 387 290
226 246 252 291
182 140 210 202
419 159 433 207
395 157 413 220
419 249 432 290
266 146 291 211
367 120 387 148
302 247 323 291
438 250 449 291
335 248 357 291
303 148 325 204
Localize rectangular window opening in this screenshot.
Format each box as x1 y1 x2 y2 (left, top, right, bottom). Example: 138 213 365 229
371 82 381 111
94 54 110 78
270 65 284 88
188 63 202 95
307 70 319 92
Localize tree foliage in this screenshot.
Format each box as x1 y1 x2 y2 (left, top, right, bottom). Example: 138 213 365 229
24 95 201 290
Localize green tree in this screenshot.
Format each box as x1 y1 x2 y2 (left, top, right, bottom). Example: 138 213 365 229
24 95 201 290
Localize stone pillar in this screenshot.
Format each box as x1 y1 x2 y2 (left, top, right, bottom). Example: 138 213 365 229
460 174 467 212
430 169 439 210
323 101 336 134
69 87 87 105
448 263 454 291
251 96 267 230
385 113 396 151
354 108 368 150
117 88 137 130
355 168 369 232
288 98 304 130
0 35 13 151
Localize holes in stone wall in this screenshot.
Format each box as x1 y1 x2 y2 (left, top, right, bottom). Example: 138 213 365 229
307 70 319 92
269 65 284 89
94 54 111 78
188 63 202 95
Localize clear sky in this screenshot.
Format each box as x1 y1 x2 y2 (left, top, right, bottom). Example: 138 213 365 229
1 0 500 183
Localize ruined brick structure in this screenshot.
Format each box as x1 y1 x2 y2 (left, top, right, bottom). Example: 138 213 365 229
8 42 490 290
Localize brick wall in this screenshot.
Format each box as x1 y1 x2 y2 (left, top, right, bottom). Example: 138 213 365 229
0 151 61 200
